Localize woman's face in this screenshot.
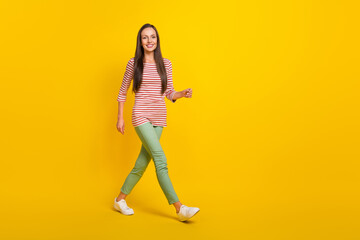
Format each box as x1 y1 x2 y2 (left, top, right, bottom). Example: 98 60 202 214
141 27 157 53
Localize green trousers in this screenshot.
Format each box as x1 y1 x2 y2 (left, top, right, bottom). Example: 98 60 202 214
120 122 179 205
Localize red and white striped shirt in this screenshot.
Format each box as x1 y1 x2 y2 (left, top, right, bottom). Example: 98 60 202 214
117 57 177 127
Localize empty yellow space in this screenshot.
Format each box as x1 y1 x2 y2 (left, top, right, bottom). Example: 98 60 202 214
0 0 359 239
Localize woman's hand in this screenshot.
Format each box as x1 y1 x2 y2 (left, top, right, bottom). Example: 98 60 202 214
117 118 125 135
182 88 192 98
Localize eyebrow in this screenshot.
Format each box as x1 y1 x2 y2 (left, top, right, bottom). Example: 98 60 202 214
142 34 156 37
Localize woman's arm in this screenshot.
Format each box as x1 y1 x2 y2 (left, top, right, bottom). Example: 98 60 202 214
172 88 193 100
164 59 193 102
118 101 125 120
116 58 134 134
116 101 126 134
172 91 184 101
117 58 134 103
164 59 177 103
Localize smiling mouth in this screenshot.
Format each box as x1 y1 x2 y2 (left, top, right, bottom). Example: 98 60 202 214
146 44 154 48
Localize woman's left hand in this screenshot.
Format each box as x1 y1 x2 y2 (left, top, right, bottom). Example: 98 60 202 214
182 88 192 98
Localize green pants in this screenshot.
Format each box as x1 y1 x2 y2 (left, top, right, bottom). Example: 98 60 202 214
120 122 179 205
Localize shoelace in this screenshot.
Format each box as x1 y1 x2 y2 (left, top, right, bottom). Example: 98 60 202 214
181 205 188 214
116 199 131 210
121 203 131 210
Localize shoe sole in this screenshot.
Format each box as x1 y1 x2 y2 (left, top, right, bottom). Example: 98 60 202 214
179 209 200 221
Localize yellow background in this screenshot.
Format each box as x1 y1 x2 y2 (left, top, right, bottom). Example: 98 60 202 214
1 0 359 239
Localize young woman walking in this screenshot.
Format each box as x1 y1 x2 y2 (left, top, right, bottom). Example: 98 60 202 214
114 23 200 222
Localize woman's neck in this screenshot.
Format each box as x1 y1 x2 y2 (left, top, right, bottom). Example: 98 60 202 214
143 51 155 63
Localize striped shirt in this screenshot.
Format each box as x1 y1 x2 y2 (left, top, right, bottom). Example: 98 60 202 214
117 57 177 127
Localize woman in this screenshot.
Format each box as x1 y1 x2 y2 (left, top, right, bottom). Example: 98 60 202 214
114 23 200 222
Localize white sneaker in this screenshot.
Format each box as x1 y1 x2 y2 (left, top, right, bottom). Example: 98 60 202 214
114 198 134 215
177 204 200 221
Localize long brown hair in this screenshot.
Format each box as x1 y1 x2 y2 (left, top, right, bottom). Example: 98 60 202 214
132 23 168 95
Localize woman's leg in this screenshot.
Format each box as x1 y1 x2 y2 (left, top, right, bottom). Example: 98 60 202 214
134 122 180 205
117 124 164 200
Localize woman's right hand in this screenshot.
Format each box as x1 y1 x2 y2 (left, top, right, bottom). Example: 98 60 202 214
117 118 125 134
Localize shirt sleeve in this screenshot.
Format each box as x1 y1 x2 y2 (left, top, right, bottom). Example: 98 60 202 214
117 58 134 102
164 59 177 103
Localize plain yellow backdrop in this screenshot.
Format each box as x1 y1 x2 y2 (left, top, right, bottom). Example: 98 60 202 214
1 0 359 239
